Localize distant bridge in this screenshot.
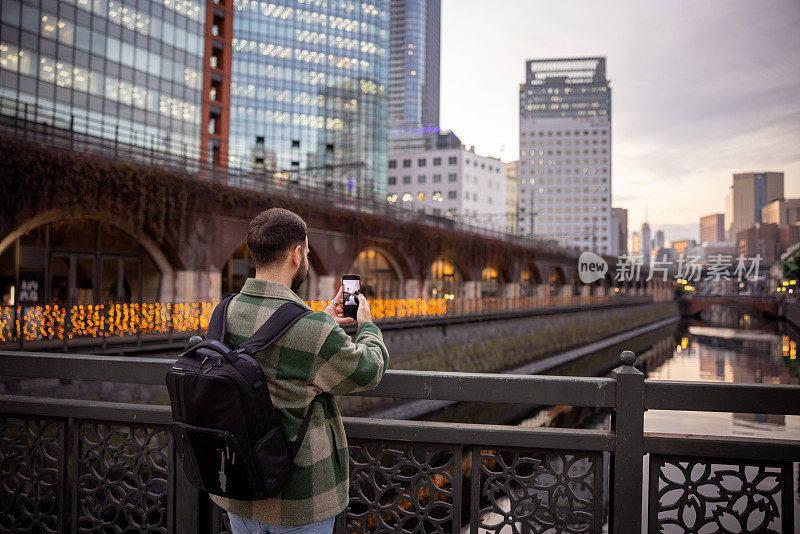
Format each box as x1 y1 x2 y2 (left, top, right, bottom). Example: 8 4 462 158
678 295 785 318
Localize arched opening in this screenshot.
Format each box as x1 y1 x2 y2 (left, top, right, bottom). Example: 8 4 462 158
0 219 162 305
426 259 462 298
520 265 541 297
548 267 566 297
349 247 402 298
221 242 318 299
481 266 505 298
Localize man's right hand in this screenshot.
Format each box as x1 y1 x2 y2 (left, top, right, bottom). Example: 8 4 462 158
356 294 373 325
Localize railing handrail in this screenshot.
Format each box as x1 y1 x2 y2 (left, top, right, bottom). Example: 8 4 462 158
644 379 800 415
1 350 797 416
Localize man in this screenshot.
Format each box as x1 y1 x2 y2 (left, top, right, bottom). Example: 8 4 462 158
211 208 389 534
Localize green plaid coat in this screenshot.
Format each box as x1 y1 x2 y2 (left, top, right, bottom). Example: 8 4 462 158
210 278 389 526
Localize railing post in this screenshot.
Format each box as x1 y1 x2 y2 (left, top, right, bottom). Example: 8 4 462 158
610 350 644 533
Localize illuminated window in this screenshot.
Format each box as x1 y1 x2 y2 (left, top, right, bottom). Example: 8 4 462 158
427 259 461 298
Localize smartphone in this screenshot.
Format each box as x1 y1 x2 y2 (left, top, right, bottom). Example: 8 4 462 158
342 274 361 320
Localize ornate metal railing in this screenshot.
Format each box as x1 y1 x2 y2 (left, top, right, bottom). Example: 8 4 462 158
0 350 798 533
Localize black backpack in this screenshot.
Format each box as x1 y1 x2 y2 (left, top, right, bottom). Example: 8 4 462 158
166 295 319 500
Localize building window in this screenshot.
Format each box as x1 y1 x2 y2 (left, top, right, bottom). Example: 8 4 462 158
403 159 411 168
403 176 411 184
448 191 457 199
389 160 397 168
433 174 441 183
388 176 396 185
418 175 426 184
448 156 457 165
448 173 457 182
433 157 442 166
418 158 426 167
417 192 426 201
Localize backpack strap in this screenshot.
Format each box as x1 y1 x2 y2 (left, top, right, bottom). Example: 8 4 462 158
238 302 321 457
237 301 311 355
205 294 237 342
291 395 323 456
223 300 319 457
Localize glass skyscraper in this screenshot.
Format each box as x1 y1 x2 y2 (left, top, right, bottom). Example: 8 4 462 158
388 0 439 129
226 0 390 200
0 0 205 160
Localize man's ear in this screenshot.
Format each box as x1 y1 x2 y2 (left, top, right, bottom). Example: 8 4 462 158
293 244 302 266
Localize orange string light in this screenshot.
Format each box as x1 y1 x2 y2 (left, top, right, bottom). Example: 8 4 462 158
0 296 607 343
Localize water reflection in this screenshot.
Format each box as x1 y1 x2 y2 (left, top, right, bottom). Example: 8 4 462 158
644 324 800 441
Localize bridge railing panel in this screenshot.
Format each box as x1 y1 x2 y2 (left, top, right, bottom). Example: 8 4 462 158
0 351 797 533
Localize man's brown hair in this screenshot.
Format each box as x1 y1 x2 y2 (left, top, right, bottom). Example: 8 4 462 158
247 208 307 268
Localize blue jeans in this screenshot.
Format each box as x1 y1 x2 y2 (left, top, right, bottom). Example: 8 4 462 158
227 512 335 534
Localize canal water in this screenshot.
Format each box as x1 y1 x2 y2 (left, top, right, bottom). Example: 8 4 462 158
486 311 800 533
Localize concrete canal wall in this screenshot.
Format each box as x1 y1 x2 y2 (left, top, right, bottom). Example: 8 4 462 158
340 300 679 415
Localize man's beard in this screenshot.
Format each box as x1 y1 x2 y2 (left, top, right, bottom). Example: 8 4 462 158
290 255 308 293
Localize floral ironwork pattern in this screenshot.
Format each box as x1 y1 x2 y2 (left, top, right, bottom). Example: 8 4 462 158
0 415 63 533
649 456 790 533
473 448 601 533
345 439 460 533
75 422 170 533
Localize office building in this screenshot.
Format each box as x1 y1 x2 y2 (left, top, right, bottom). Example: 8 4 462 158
731 172 784 239
517 57 612 253
388 0 440 129
700 213 725 244
725 189 734 240
631 232 640 257
654 229 665 250
0 0 207 160
671 239 697 259
762 198 800 226
610 207 627 256
641 221 651 256
387 131 507 231
736 223 782 266
227 0 390 200
0 0 392 201
506 161 518 234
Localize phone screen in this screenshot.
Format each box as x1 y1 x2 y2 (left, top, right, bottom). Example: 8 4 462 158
343 278 360 306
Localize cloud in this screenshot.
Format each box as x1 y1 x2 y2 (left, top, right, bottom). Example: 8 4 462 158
440 0 800 232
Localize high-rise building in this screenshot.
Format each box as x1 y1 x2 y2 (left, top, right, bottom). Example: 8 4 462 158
0 0 207 161
227 0 390 200
671 239 697 259
610 207 627 256
631 231 640 257
517 57 612 253
762 198 800 226
724 189 734 240
641 222 651 255
700 213 725 244
506 161 518 234
654 230 665 250
731 172 784 239
387 131 507 231
0 0 391 200
388 0 440 129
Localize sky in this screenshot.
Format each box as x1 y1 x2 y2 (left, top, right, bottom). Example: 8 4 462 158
439 0 800 244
